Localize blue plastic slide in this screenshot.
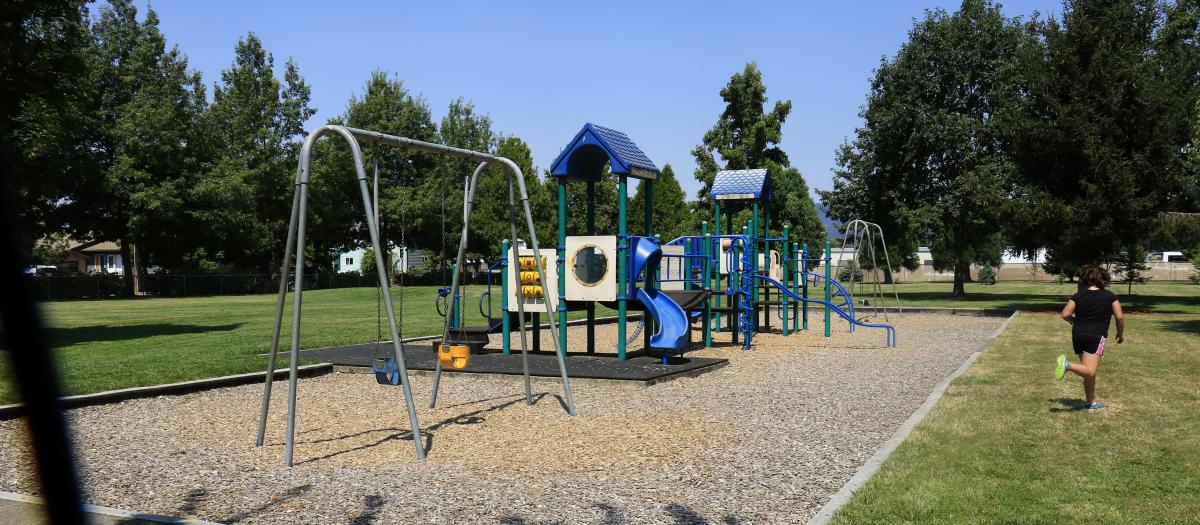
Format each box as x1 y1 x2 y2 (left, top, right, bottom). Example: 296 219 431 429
754 274 896 347
636 288 690 350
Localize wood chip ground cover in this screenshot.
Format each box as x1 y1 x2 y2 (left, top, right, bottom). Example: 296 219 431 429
0 313 1001 524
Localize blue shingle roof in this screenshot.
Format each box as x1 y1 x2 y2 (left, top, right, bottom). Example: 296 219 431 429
710 168 771 201
550 123 660 181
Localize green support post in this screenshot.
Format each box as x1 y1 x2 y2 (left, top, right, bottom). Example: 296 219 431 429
730 234 739 346
617 175 628 361
794 242 802 332
751 201 759 332
802 243 809 331
557 178 568 356
782 225 790 336
824 239 832 338
703 224 712 349
586 181 595 354
450 262 460 329
713 201 722 334
643 180 653 352
502 239 511 355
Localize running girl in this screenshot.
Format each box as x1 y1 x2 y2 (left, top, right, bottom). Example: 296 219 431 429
1054 265 1124 410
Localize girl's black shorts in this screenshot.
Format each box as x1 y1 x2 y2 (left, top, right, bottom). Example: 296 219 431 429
1071 333 1106 356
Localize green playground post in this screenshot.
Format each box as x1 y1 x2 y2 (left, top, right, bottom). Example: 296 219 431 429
643 180 654 352
617 174 628 361
782 225 790 336
557 178 568 356
730 230 740 346
824 239 832 338
502 239 511 355
795 242 803 332
751 201 759 332
703 224 712 349
450 262 461 329
713 201 722 334
586 181 596 353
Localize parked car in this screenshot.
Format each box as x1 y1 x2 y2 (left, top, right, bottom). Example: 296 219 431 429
23 265 58 276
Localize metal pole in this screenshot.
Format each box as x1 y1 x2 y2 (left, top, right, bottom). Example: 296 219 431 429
433 162 486 408
501 239 511 356
504 171 534 405
617 174 628 360
282 153 311 468
502 157 574 414
751 200 759 333
256 165 302 447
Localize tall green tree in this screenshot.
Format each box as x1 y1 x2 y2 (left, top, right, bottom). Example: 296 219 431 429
692 62 826 249
823 0 1025 297
193 33 313 272
77 0 207 291
629 164 692 242
546 166 619 237
2 0 92 261
308 71 436 275
434 98 496 266
1006 0 1200 270
473 136 553 257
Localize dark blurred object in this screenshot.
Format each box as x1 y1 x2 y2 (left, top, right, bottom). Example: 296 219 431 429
2 187 85 522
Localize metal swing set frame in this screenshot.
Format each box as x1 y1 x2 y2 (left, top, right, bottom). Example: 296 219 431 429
255 125 575 467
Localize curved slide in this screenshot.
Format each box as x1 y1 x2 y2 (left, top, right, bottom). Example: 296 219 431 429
754 274 896 347
636 288 690 350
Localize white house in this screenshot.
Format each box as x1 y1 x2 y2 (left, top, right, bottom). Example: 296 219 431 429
336 246 430 274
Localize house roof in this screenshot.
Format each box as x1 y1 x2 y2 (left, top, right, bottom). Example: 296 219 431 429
549 123 660 181
75 241 121 253
710 168 771 201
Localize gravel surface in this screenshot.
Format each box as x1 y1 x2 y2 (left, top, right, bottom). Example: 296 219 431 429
0 313 1001 524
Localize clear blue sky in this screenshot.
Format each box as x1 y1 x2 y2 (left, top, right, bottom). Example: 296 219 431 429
141 1 1062 200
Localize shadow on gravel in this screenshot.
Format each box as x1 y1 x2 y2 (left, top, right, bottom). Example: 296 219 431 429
1049 398 1088 412
293 393 547 465
177 488 207 515
219 484 312 523
50 322 243 348
350 495 385 525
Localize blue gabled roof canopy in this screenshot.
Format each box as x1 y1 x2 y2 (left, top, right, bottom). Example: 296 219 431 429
710 168 772 201
550 123 660 182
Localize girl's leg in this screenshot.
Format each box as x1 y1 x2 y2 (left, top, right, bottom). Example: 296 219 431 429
1069 352 1102 403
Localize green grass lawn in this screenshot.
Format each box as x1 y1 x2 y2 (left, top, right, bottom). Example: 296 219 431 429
0 285 607 404
832 310 1200 523
884 281 1200 314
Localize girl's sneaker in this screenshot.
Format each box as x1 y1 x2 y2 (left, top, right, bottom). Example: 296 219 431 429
1087 401 1105 411
1055 355 1069 380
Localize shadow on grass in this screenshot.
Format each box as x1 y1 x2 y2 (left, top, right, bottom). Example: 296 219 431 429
1156 318 1200 334
50 322 243 348
898 291 1198 314
1049 398 1089 412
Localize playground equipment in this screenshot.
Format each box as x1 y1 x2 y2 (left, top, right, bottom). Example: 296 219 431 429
836 219 903 321
256 125 574 466
473 127 897 363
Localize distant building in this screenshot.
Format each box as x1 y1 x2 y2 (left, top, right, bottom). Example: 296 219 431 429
336 246 429 274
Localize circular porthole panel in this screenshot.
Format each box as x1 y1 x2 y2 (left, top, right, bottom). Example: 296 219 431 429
572 245 608 287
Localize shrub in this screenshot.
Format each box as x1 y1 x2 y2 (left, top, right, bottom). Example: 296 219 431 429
978 265 997 285
837 261 863 282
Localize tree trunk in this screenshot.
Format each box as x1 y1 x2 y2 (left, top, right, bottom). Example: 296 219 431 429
952 261 969 298
118 240 135 297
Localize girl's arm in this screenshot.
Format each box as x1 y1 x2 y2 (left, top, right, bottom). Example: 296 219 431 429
1112 299 1125 343
1061 299 1076 325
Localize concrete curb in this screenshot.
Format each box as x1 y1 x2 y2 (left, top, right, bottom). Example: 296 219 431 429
0 364 332 420
888 307 1016 317
0 490 221 524
806 311 1020 525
